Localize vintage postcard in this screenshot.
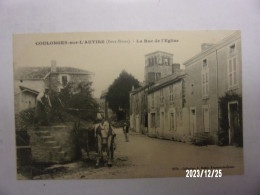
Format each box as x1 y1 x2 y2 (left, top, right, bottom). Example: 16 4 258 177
13 31 243 180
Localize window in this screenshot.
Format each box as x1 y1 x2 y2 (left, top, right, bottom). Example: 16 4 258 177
156 72 161 80
201 59 209 98
160 112 165 130
148 72 155 82
154 56 157 64
163 58 169 65
160 89 164 104
151 93 154 109
152 57 155 65
148 58 152 66
62 76 68 85
229 44 235 55
228 45 238 89
60 74 70 86
169 85 174 103
169 110 175 131
202 105 210 132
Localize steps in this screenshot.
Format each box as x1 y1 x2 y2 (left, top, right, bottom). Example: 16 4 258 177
32 126 68 164
41 136 55 142
35 131 51 136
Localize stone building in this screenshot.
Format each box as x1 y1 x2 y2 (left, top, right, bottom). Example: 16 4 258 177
14 61 94 113
130 31 242 145
44 60 94 93
99 89 116 120
147 71 190 140
130 51 181 135
129 85 149 134
144 51 174 84
14 86 39 114
184 31 242 145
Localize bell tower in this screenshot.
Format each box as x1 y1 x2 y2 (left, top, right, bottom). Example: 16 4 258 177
144 51 173 84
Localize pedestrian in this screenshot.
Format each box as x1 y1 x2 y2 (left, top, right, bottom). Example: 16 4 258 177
123 121 129 142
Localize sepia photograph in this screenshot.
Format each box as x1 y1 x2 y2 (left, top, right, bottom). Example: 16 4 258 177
13 30 243 180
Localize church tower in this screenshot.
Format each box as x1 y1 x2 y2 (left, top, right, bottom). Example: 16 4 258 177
144 51 173 84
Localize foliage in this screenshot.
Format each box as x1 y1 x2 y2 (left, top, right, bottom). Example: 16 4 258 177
51 81 99 122
106 70 140 120
218 92 243 146
15 81 98 130
15 108 35 131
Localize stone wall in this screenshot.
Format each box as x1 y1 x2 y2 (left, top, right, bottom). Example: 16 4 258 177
28 123 78 164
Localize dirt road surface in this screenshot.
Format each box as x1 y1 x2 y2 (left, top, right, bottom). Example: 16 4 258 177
33 127 243 179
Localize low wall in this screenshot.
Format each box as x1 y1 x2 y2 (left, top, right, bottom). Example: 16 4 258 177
28 123 78 164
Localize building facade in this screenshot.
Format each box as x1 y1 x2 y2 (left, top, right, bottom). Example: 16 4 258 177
130 31 243 145
130 51 182 135
99 89 116 120
184 31 242 145
14 86 39 114
14 61 94 113
129 85 149 134
147 72 190 140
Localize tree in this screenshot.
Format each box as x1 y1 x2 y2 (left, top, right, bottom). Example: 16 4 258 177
50 81 99 122
106 70 141 120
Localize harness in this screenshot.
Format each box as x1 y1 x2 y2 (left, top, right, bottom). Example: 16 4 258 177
96 123 113 144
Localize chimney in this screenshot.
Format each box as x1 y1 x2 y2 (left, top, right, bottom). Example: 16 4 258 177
172 63 180 74
51 60 57 72
201 43 215 52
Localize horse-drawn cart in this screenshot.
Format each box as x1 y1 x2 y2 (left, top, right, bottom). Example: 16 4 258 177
74 121 116 167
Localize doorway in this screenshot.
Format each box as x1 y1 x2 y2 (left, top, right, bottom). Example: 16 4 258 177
135 115 140 133
228 101 239 145
160 112 164 136
190 108 196 137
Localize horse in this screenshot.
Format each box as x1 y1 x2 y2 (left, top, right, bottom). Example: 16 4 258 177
95 121 116 167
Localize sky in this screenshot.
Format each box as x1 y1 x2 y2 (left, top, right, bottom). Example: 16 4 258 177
13 30 236 98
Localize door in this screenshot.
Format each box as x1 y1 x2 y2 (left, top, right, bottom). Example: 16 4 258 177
160 112 164 136
202 105 210 132
228 102 239 145
145 113 148 133
135 115 140 133
190 108 196 137
150 113 156 135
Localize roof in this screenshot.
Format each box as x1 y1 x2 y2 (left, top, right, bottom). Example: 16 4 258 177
130 84 151 95
145 51 173 57
19 85 39 95
131 70 186 95
14 85 39 96
14 66 94 80
183 31 241 66
148 71 186 93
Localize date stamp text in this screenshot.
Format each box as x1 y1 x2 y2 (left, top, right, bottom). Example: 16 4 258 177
186 169 222 178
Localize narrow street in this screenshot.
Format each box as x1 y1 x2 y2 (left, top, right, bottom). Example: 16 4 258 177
34 127 243 179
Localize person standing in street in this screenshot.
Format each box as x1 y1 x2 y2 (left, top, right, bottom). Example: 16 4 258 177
123 121 129 142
